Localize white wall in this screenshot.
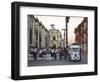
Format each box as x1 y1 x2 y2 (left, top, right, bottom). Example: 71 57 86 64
0 0 99 82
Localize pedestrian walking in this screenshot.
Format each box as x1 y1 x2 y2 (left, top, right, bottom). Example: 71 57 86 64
51 48 54 57
59 48 64 60
54 48 57 60
38 48 42 57
63 48 68 60
33 48 38 60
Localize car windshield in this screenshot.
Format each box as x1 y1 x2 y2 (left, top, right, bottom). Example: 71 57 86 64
72 48 79 52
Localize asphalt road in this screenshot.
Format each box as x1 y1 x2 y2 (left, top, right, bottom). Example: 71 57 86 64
28 54 87 67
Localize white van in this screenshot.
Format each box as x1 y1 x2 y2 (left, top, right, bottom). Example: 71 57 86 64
68 45 81 61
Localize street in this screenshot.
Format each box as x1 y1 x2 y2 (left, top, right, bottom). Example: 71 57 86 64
28 54 87 67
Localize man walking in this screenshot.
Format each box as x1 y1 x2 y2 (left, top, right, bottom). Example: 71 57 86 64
33 48 38 60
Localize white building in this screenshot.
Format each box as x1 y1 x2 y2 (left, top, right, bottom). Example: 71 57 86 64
49 28 62 48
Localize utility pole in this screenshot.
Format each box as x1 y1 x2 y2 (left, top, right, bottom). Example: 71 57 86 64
61 17 69 48
66 17 70 47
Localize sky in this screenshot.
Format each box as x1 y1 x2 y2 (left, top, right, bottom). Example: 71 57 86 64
34 15 84 44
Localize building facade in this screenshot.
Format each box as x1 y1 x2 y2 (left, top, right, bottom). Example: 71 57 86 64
74 17 88 54
28 15 49 48
49 28 62 48
28 15 65 49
